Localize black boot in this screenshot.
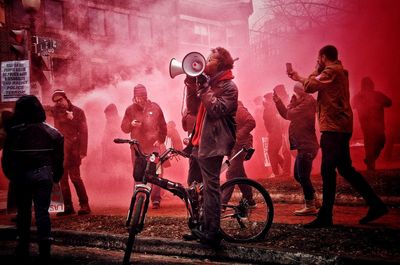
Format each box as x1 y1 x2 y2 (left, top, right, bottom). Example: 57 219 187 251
304 215 333 228
38 239 51 265
16 240 29 264
359 204 388 224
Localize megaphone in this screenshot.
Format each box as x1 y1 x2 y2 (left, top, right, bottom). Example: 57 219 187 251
169 52 206 78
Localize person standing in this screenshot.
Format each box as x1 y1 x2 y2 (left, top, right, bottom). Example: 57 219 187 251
273 83 319 215
222 100 255 206
183 47 238 247
50 89 91 216
2 95 64 264
263 92 288 177
288 45 388 228
352 77 392 171
121 84 167 209
273 84 292 176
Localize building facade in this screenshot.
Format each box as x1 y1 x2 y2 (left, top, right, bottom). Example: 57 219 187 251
0 0 253 101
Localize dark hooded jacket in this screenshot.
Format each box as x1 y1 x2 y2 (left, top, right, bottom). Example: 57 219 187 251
235 101 255 149
121 100 167 151
185 71 238 158
2 95 64 182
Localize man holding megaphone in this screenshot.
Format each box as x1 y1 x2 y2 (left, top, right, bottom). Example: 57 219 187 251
181 47 238 247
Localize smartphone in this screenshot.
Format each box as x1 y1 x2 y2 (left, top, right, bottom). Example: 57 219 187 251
286 63 293 73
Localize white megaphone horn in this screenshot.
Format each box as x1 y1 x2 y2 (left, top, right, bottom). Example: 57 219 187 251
169 52 206 78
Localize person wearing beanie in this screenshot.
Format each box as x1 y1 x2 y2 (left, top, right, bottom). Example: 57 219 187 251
121 84 167 209
49 89 91 216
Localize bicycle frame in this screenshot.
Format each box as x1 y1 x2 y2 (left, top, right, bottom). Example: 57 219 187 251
114 138 256 264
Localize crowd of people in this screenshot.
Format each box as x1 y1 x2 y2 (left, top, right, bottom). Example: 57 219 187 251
0 45 393 261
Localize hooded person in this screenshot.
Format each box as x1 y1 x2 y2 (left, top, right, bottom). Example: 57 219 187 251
49 89 91 216
2 95 64 263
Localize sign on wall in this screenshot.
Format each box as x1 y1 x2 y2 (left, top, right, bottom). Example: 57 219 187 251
1 60 30 102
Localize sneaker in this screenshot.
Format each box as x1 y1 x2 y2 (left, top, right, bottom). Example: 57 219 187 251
294 206 318 216
359 205 388 224
152 201 160 209
78 205 91 215
266 173 276 179
56 208 75 217
182 232 198 241
294 199 318 216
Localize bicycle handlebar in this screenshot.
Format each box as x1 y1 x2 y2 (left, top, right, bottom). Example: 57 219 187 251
114 138 139 144
114 138 190 162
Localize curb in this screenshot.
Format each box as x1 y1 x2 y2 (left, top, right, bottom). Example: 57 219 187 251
0 225 398 265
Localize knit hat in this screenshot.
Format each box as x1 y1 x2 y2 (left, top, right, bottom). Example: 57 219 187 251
133 84 147 97
51 89 68 102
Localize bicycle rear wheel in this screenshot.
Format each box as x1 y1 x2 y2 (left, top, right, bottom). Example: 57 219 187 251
220 178 274 242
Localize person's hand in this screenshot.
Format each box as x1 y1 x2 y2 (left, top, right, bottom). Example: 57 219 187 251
272 91 280 103
66 110 74 120
288 70 300 81
183 137 190 146
184 76 196 86
131 120 142 127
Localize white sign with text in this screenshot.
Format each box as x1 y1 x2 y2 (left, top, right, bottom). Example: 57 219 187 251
1 60 30 102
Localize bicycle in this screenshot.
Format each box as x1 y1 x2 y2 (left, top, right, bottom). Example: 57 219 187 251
114 138 274 265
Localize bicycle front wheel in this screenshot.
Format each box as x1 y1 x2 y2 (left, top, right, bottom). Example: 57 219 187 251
220 178 274 242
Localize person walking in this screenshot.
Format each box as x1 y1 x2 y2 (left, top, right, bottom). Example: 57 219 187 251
352 77 392 171
273 83 319 215
288 45 388 227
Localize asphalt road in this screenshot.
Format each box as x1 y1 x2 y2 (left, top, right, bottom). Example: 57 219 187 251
0 240 257 265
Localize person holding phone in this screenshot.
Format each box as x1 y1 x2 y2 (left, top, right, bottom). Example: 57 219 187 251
287 45 388 228
273 83 319 216
121 84 167 209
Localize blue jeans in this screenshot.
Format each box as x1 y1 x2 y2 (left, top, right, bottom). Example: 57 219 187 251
294 149 318 200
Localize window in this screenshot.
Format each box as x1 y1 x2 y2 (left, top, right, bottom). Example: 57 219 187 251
194 23 209 45
112 12 129 40
45 0 63 29
137 17 152 44
88 8 105 36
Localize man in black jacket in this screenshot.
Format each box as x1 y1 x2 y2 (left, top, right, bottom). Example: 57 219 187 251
2 95 64 264
184 47 238 247
50 90 90 215
273 83 319 216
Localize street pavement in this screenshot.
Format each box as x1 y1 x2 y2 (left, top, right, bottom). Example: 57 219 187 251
0 165 399 264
